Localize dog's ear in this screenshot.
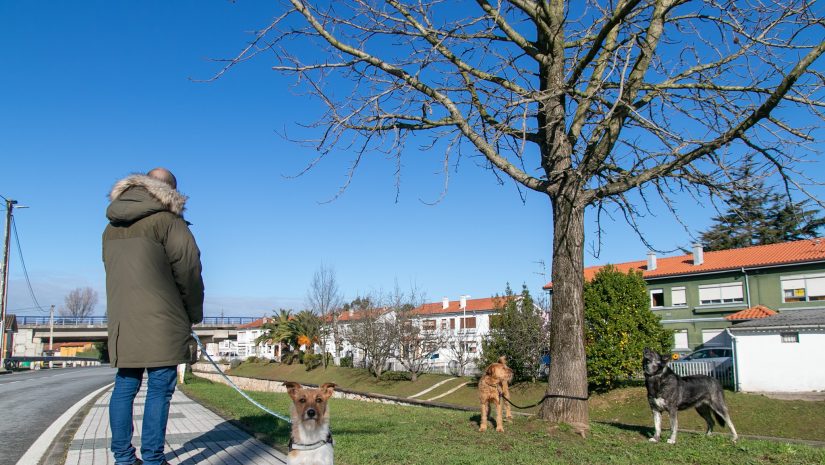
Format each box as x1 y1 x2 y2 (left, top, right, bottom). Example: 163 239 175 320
498 356 507 365
320 383 336 400
283 381 302 400
643 347 654 359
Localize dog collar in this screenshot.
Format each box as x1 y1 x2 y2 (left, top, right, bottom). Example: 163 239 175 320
288 432 333 452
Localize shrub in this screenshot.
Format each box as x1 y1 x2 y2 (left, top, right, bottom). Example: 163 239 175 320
340 355 354 368
229 358 242 369
284 351 303 365
584 265 672 392
303 353 322 370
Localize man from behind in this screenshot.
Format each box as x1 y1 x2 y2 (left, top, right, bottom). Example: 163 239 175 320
103 167 204 465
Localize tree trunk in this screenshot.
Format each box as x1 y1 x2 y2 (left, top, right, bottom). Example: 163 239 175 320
537 193 589 435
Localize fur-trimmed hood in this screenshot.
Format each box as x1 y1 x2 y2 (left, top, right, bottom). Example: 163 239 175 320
106 174 187 224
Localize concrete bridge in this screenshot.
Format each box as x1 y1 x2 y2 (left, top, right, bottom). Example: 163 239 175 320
12 316 256 356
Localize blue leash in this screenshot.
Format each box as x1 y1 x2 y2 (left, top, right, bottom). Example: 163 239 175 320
190 331 292 424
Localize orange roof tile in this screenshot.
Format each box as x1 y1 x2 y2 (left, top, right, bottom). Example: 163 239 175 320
725 305 778 321
544 237 825 288
334 297 503 322
237 317 272 329
413 297 502 316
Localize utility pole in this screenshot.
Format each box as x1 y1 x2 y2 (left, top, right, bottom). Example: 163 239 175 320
0 198 17 368
49 304 55 354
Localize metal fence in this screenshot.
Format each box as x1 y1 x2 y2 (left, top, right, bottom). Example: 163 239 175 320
16 315 257 327
670 360 734 388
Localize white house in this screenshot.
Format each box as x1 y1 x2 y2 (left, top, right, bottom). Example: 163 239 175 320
236 317 277 360
729 309 825 392
328 296 546 374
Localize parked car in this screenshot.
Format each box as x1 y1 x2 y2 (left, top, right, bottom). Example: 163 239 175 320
672 346 733 381
680 347 732 367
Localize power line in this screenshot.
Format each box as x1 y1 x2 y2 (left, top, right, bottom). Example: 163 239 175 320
11 217 48 313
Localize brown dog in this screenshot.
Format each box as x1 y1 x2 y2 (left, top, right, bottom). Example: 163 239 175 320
478 356 514 432
284 382 336 465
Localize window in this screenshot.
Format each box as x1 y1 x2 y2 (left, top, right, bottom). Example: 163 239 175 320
781 274 825 303
460 317 476 329
781 332 799 343
463 342 478 353
422 319 436 331
650 289 664 308
440 319 447 330
698 283 744 305
673 330 689 350
671 287 687 307
449 319 455 330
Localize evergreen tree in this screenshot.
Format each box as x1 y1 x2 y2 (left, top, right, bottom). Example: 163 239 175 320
584 266 671 392
699 161 773 251
764 198 825 244
700 159 824 251
480 284 550 383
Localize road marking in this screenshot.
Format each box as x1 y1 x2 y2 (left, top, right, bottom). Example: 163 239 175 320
15 382 113 465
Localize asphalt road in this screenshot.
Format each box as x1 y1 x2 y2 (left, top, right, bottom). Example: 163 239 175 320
0 365 116 465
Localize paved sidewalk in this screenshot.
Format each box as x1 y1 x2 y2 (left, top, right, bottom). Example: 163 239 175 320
63 383 286 464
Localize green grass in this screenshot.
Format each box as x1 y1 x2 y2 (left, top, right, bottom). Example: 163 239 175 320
226 361 825 440
181 375 825 465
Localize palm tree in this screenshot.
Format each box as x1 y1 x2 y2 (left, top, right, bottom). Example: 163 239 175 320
255 309 292 362
288 310 322 355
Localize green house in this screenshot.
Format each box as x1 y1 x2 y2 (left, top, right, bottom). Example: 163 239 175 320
545 238 825 352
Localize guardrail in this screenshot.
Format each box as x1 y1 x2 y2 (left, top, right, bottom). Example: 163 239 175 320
3 355 102 370
16 316 257 327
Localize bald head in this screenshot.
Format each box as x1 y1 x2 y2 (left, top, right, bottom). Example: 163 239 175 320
147 167 177 189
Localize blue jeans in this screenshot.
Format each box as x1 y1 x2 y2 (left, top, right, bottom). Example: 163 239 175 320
110 366 177 465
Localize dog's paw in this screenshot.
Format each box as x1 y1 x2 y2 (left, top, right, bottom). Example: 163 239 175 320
479 426 487 432
496 427 504 432
666 438 677 445
648 437 658 443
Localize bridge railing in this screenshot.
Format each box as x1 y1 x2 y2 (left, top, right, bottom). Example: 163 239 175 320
16 315 257 327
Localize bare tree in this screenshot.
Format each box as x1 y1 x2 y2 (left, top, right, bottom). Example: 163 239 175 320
212 1 824 432
343 297 397 378
307 264 344 365
445 332 476 377
60 287 98 318
391 284 449 381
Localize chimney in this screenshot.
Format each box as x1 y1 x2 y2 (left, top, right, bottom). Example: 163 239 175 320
460 295 469 310
442 297 450 310
693 243 704 266
647 251 657 271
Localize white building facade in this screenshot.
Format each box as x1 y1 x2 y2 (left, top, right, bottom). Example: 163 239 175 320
327 296 545 375
730 309 825 392
236 317 277 360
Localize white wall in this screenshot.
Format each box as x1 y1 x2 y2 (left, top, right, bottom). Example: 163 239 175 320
734 329 825 392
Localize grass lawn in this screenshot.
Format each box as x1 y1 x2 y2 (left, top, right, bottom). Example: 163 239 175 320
181 375 824 465
225 361 825 441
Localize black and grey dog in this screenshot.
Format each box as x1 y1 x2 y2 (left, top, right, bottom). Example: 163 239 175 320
642 348 738 444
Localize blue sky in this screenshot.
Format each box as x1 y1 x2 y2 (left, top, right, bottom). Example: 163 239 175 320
1 1 822 318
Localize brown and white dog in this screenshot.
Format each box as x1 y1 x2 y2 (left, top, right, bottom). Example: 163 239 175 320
284 382 336 465
478 356 514 432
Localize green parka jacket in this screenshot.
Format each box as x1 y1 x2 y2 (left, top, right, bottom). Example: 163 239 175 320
103 174 204 368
